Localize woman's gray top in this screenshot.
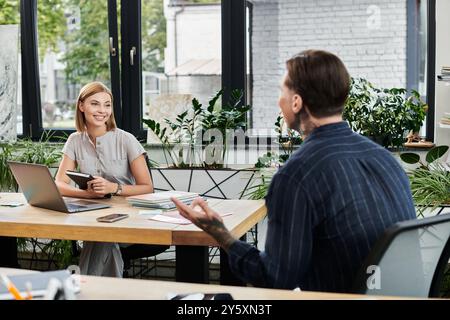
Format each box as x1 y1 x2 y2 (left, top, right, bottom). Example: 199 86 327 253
62 128 146 185
62 128 147 278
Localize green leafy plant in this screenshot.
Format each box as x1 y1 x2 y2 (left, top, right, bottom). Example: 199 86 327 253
344 78 428 148
250 115 303 199
0 143 16 191
255 115 302 168
0 132 65 191
143 89 250 169
201 89 250 168
0 132 76 269
243 169 276 200
400 145 450 216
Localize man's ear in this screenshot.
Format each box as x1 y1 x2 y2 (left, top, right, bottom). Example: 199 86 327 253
292 94 303 114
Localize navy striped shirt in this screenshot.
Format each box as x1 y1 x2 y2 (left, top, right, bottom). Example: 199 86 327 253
228 121 416 292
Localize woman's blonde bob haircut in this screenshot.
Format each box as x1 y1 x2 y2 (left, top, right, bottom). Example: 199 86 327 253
75 81 117 132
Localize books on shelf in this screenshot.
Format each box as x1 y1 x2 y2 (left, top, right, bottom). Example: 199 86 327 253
126 191 200 210
439 112 450 125
441 66 450 73
438 67 450 81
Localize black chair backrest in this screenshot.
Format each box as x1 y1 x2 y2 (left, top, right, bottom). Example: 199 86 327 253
352 214 450 297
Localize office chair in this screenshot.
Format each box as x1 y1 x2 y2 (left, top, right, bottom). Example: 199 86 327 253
352 214 450 297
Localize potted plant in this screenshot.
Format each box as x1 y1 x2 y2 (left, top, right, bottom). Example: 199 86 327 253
144 89 250 169
0 133 78 269
344 78 428 148
143 89 259 199
400 145 450 216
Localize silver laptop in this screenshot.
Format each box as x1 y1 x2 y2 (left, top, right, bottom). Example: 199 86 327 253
7 161 110 213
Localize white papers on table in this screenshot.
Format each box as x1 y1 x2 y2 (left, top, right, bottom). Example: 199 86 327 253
149 210 233 225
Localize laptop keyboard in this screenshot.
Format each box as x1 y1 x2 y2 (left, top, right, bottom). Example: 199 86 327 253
65 199 98 206
67 204 88 211
67 203 87 209
63 198 109 212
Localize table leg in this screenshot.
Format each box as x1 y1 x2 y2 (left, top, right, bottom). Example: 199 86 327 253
175 246 209 283
0 237 19 268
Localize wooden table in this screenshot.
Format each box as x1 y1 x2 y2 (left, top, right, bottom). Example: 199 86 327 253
0 268 398 300
0 193 266 284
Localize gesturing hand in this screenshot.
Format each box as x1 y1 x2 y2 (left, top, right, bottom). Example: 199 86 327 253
171 197 236 251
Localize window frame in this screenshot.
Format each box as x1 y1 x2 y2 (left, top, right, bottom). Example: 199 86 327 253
407 0 436 142
20 0 122 140
20 0 42 139
19 0 437 143
425 0 436 142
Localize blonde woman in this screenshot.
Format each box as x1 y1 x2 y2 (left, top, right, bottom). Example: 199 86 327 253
55 82 153 277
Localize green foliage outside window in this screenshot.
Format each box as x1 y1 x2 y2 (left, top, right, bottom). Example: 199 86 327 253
0 0 20 24
0 0 66 60
0 0 168 84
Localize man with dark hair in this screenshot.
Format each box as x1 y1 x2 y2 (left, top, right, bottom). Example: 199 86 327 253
172 50 416 293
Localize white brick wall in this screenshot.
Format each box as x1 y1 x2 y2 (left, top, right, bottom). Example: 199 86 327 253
251 0 407 129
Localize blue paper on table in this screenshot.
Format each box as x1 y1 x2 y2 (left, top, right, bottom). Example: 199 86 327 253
0 270 79 300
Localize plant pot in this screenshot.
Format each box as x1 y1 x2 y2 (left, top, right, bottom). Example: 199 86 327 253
149 167 261 199
367 135 392 147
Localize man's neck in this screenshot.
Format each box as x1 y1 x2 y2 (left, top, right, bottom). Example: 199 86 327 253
300 115 343 138
311 115 343 127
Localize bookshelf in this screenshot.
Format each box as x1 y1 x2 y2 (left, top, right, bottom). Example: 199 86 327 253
437 77 450 84
437 69 450 129
435 0 450 162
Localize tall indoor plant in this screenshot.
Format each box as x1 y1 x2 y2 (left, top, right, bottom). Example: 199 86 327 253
344 78 428 148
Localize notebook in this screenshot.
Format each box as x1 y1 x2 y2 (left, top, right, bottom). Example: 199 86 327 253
66 170 95 190
126 191 199 209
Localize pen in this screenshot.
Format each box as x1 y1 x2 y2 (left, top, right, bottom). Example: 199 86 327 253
0 274 25 300
25 281 33 300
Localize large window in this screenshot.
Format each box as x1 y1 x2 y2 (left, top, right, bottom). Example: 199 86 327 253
417 0 428 98
37 0 111 129
249 0 432 139
141 0 222 140
15 0 435 141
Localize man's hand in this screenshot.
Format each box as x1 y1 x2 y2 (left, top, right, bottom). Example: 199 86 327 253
171 197 237 251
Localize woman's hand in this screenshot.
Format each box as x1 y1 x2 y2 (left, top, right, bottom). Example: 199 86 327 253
86 176 117 197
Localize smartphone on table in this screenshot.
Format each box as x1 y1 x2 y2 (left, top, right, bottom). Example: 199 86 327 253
96 213 129 223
